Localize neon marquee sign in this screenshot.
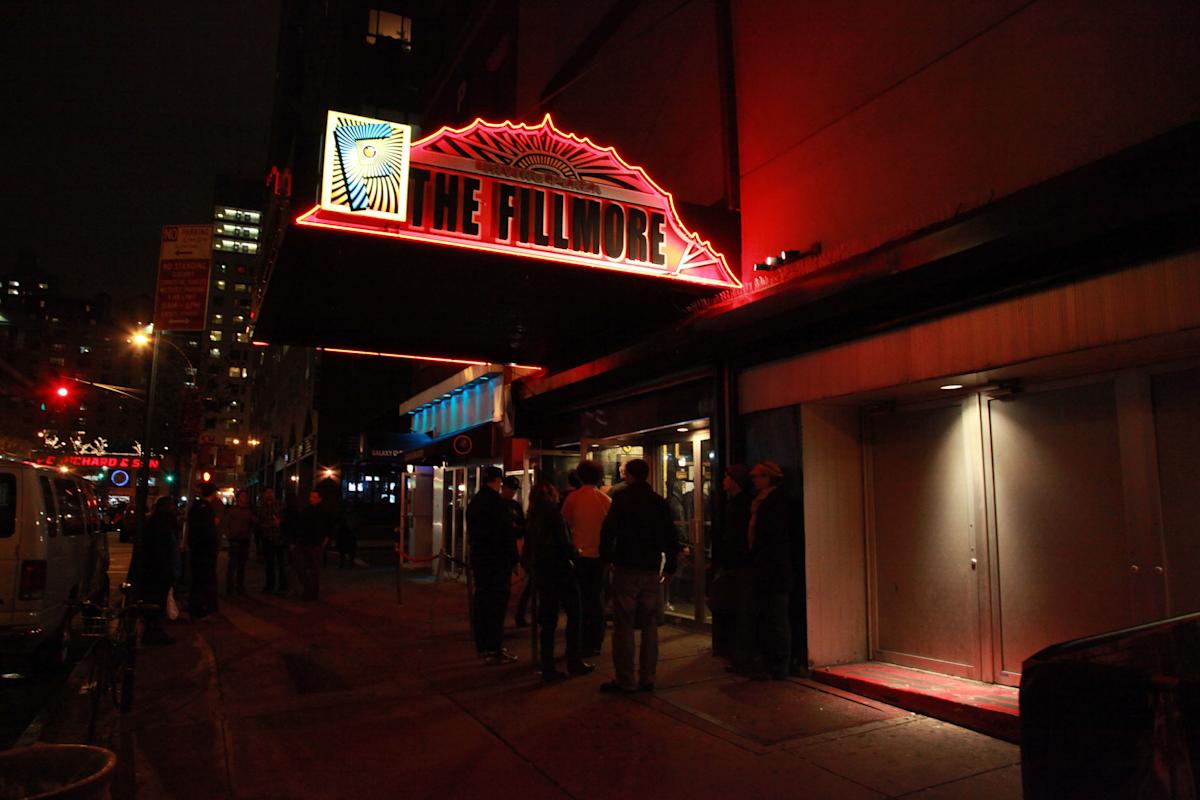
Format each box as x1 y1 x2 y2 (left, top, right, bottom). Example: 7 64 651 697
299 112 740 289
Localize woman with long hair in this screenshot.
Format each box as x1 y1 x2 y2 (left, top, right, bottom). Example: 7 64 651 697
526 482 595 681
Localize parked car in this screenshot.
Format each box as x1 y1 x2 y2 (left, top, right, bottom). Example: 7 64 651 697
0 457 109 672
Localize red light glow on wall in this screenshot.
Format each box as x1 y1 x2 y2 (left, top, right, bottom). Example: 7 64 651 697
299 114 740 289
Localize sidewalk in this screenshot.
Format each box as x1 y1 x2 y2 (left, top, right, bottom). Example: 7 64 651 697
41 554 1023 799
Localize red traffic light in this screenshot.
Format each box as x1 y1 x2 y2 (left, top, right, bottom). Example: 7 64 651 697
55 385 70 398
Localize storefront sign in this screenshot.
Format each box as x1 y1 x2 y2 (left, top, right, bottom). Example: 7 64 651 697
300 113 739 289
38 454 161 469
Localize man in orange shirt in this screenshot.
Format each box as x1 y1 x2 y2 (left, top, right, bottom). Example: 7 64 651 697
561 459 611 656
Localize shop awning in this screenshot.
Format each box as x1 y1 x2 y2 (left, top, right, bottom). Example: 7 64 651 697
252 220 726 371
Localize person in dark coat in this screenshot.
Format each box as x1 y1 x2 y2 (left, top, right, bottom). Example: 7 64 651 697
258 488 287 594
598 458 679 693
280 492 302 595
741 461 791 680
502 476 533 627
526 482 595 682
296 490 332 601
187 482 220 620
136 496 179 644
712 464 753 660
336 510 358 569
467 466 520 664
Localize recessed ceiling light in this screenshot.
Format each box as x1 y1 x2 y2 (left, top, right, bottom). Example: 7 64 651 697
676 427 689 432
940 384 964 390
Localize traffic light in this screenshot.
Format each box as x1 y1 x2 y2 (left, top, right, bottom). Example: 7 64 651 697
54 384 70 399
201 471 212 483
164 474 176 484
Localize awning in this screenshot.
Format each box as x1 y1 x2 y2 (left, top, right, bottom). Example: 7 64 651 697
252 220 725 370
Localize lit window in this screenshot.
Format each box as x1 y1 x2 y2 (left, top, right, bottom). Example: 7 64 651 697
215 279 226 291
210 348 221 359
228 366 242 378
37 282 49 290
366 10 412 48
210 330 223 342
212 314 224 325
234 283 249 293
236 332 250 343
79 345 90 354
233 315 245 325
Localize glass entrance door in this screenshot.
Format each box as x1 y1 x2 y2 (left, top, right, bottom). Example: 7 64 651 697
585 424 712 624
443 466 468 575
658 432 712 622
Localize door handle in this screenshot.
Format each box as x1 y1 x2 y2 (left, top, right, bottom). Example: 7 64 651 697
1154 566 1164 575
1130 564 1140 574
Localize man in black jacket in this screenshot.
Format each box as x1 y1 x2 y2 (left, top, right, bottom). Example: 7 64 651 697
467 466 520 664
186 483 220 620
744 461 792 680
598 458 679 693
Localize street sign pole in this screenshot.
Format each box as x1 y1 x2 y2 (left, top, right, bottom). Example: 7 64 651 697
132 334 162 554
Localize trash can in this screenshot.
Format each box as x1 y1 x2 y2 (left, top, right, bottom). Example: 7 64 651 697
0 744 116 800
1020 612 1200 800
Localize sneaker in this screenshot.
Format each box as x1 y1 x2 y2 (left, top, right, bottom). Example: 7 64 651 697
568 662 596 676
497 648 519 663
599 680 635 694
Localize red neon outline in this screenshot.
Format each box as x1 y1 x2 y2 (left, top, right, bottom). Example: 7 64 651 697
299 114 741 289
312 345 543 372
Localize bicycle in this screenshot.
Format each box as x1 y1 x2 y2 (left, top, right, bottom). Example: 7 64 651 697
79 582 157 742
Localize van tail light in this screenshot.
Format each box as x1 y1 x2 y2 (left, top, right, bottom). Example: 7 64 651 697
19 560 47 601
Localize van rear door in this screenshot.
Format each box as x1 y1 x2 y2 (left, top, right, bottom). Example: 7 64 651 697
0 471 19 622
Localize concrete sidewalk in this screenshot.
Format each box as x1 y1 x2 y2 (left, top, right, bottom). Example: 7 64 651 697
47 556 1023 799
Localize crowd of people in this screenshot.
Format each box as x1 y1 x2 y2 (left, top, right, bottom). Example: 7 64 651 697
128 483 355 641
466 456 801 690
128 456 800 686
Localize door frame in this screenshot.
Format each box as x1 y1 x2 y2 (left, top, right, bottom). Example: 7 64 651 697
864 395 988 681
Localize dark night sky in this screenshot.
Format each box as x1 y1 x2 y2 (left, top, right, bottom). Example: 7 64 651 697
0 1 281 302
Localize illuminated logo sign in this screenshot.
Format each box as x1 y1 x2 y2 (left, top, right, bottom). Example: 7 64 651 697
320 110 412 223
301 114 739 289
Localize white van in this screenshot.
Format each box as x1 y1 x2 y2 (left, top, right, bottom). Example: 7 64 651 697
0 457 109 671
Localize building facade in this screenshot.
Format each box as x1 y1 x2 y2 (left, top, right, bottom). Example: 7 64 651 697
252 1 1200 695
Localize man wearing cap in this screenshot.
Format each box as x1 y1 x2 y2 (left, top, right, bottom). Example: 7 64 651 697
467 466 520 664
742 461 792 680
598 458 679 693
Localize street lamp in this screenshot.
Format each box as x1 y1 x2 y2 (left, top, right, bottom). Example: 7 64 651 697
126 323 201 545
